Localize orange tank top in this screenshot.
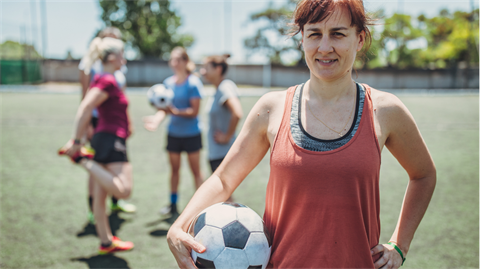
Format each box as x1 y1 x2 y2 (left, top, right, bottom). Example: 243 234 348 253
264 84 381 268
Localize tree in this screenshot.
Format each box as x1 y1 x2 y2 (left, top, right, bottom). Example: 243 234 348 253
366 8 479 70
244 1 302 65
375 13 425 69
419 9 479 69
0 40 42 60
99 0 194 59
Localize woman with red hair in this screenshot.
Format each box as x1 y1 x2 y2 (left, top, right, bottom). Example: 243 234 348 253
167 1 436 268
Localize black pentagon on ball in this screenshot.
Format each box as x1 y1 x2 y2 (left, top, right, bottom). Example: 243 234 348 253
195 257 216 269
248 266 262 269
222 202 247 208
194 212 206 236
222 221 250 249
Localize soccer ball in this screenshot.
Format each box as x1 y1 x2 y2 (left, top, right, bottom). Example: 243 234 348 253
188 202 272 269
147 84 174 109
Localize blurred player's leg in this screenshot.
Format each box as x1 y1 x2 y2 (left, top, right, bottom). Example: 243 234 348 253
159 152 181 216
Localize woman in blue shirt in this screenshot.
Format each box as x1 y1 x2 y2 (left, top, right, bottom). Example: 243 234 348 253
144 47 204 216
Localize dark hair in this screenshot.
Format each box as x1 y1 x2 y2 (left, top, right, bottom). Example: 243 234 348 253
290 0 374 51
205 54 231 76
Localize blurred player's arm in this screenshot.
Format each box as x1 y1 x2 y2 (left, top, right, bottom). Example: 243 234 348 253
73 88 108 140
214 96 243 144
168 97 200 118
62 88 108 156
143 110 167 132
79 70 91 100
122 83 134 137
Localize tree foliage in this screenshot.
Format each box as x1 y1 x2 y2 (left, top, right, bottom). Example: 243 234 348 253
418 9 479 69
99 0 194 59
244 1 302 65
0 41 42 60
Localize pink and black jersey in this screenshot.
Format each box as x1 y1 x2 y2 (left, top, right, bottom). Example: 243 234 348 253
90 73 129 139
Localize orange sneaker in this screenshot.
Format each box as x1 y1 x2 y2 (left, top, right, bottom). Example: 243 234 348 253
58 145 95 163
98 237 134 255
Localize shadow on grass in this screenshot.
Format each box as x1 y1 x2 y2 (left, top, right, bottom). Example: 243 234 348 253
77 212 128 238
147 212 179 237
71 254 130 269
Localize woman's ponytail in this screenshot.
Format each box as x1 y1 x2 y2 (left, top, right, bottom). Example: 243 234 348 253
81 37 124 75
81 37 103 75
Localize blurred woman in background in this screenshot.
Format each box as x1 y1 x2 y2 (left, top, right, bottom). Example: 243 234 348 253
200 54 242 201
60 37 134 254
143 47 204 217
78 27 136 225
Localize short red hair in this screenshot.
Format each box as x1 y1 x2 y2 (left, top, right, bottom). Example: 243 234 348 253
291 0 374 50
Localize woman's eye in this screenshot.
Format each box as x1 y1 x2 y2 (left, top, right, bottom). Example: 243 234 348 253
333 32 345 37
309 33 320 38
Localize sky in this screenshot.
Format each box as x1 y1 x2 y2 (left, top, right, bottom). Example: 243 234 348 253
1 0 477 64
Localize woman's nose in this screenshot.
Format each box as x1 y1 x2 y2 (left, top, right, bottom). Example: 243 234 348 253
317 36 334 54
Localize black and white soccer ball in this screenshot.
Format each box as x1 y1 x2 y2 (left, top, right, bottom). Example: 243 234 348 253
188 202 272 269
147 84 174 109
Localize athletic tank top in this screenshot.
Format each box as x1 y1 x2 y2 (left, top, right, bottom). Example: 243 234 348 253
264 84 381 268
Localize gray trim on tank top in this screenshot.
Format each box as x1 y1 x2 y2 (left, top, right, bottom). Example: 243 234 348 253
290 82 365 152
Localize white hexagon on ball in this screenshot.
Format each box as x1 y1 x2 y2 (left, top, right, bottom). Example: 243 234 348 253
204 203 238 228
236 207 264 232
194 225 225 261
244 232 271 269
214 248 250 269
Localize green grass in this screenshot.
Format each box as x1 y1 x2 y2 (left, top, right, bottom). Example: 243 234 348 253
0 91 478 269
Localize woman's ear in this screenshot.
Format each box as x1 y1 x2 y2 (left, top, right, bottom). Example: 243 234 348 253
357 30 366 52
107 53 117 62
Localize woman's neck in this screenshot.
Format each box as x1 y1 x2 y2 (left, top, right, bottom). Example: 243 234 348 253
103 64 116 74
308 71 356 101
212 76 224 88
175 71 189 85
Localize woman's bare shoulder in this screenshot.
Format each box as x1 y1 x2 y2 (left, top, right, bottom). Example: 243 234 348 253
369 87 415 132
257 90 288 108
370 87 410 116
242 89 288 131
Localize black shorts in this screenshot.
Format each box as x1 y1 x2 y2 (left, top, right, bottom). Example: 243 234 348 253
209 158 224 173
91 132 129 164
166 134 202 153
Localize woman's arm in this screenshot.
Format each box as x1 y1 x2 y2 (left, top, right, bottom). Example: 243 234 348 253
79 70 91 100
167 91 281 269
122 83 134 137
372 93 436 269
62 88 108 156
214 96 243 144
169 97 200 118
143 110 167 132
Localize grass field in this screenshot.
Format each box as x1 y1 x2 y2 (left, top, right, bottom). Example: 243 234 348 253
0 90 478 269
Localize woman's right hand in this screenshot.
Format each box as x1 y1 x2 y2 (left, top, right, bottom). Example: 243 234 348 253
167 225 206 269
59 139 81 157
143 110 167 132
143 115 159 131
